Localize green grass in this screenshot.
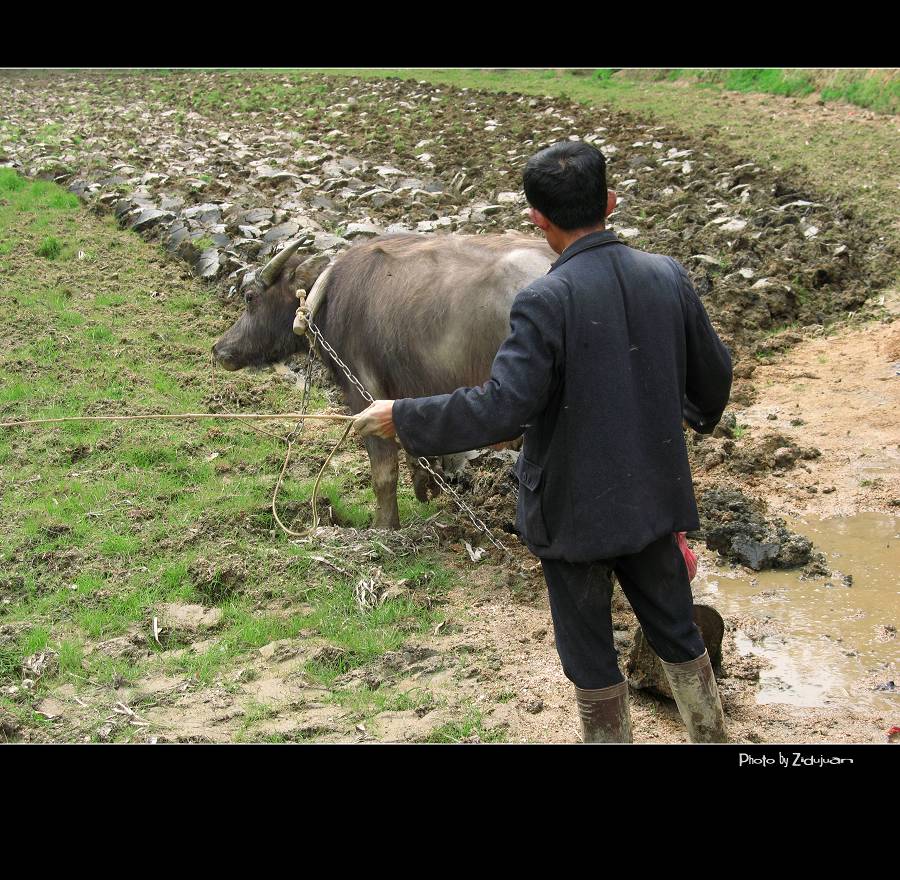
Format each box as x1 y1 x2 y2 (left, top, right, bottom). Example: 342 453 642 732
820 76 900 114
306 66 897 114
0 696 53 739
424 705 507 743
0 644 21 680
19 628 51 658
661 68 897 112
36 235 64 259
37 123 63 142
299 573 445 683
675 68 817 99
87 656 141 686
0 168 80 210
724 69 814 97
58 640 85 675
241 699 278 726
329 685 431 717
156 551 453 687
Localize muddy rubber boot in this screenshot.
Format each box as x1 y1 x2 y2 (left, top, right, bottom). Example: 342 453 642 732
660 649 728 743
574 680 633 743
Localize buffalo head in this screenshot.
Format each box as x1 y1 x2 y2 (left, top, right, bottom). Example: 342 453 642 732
212 239 329 371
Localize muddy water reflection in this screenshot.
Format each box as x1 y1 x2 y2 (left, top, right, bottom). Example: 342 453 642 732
694 513 898 713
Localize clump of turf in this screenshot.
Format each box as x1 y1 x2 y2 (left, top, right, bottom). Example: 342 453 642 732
36 236 63 259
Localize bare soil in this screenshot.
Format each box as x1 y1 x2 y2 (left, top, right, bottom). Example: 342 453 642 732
736 317 900 518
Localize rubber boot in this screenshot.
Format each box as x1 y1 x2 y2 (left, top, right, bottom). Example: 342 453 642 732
574 680 633 743
659 649 728 743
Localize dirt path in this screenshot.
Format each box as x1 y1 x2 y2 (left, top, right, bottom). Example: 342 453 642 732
739 316 900 519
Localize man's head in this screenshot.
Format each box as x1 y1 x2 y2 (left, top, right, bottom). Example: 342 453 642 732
523 141 616 252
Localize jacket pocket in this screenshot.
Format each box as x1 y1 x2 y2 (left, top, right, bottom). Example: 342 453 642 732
515 456 551 547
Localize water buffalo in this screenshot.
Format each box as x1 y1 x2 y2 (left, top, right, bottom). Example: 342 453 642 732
213 232 555 528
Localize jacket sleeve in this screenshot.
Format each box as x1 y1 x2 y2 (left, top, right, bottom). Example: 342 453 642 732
672 259 733 434
393 286 564 457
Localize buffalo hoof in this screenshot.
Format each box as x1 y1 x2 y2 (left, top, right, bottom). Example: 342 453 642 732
412 469 443 503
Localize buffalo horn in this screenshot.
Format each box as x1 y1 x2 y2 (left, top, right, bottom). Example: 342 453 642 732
304 266 332 319
257 238 305 287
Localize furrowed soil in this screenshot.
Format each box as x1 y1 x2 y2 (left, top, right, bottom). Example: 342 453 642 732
0 70 896 745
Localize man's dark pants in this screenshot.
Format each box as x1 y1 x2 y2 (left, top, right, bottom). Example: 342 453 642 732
540 532 706 689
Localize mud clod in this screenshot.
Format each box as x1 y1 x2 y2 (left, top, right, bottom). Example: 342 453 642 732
157 603 223 636
95 630 149 661
21 650 58 682
697 488 818 570
0 709 22 742
189 555 248 603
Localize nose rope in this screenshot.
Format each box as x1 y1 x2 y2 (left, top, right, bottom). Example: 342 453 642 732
0 412 354 428
271 422 354 538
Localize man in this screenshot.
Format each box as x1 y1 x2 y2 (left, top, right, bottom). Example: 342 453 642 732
353 141 733 744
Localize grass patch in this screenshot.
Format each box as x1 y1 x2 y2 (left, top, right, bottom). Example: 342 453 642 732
2 169 374 728
58 640 85 675
0 168 79 212
424 706 507 744
722 68 815 98
313 478 373 529
329 685 431 717
22 626 51 655
86 656 141 687
0 644 23 680
36 236 64 259
0 168 28 193
820 74 900 114
664 68 898 111
241 699 278 726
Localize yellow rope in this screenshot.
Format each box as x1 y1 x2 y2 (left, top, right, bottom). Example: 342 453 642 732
0 412 354 428
271 422 355 538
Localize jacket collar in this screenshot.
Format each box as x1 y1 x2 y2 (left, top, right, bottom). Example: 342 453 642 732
549 229 621 271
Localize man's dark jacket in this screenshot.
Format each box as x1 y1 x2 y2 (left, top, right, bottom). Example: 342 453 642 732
393 230 733 563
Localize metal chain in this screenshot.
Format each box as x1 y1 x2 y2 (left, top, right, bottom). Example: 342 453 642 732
304 312 508 553
306 320 374 407
286 346 315 444
414 456 508 552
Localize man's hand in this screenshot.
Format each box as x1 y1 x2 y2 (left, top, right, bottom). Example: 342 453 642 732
353 400 397 440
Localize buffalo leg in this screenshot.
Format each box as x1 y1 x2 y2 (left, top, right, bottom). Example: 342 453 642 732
365 436 400 529
406 454 444 503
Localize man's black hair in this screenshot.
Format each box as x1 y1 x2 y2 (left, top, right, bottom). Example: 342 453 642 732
523 141 608 231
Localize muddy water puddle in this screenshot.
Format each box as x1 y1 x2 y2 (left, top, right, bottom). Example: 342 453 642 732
694 513 898 713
